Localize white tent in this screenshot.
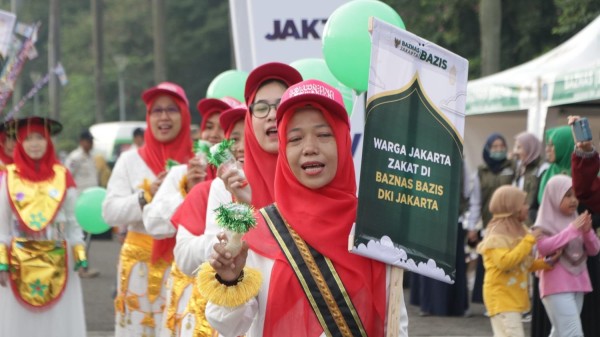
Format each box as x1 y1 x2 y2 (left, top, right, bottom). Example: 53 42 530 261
464 15 600 170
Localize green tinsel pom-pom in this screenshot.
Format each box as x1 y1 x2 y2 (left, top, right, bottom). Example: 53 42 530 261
194 140 211 158
165 159 180 171
214 202 256 234
207 139 236 167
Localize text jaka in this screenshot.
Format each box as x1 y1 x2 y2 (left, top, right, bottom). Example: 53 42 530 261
265 19 328 40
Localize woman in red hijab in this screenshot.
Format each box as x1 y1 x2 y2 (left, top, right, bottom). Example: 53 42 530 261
0 116 87 337
102 82 193 337
195 96 241 182
200 80 408 337
150 103 247 337
172 62 302 275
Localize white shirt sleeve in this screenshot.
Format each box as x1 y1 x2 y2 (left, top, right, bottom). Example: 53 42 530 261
466 171 481 231
174 226 217 276
205 299 258 337
102 152 145 227
173 179 234 276
143 165 187 239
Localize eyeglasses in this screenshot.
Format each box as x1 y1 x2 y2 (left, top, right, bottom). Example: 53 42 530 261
250 99 280 119
150 106 180 116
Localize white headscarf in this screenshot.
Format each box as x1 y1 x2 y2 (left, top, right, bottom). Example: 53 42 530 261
533 174 586 275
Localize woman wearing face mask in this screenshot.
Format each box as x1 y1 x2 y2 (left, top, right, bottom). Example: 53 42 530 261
0 116 87 337
102 82 194 337
466 133 516 304
200 80 408 337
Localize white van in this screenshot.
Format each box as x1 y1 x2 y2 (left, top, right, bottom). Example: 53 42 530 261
89 121 146 166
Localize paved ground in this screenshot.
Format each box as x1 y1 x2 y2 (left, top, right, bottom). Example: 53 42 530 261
82 239 532 337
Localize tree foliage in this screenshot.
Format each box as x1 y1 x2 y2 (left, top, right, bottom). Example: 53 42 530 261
0 0 597 151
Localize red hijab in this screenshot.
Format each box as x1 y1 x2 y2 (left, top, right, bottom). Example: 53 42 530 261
198 97 241 180
138 94 193 175
0 131 14 165
242 74 302 253
171 108 246 236
138 91 193 263
9 119 75 236
13 122 70 184
242 107 277 208
262 103 386 337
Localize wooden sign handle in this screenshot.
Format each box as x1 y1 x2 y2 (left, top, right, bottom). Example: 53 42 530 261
385 266 404 337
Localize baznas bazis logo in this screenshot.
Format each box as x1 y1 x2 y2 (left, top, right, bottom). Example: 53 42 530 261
394 37 448 70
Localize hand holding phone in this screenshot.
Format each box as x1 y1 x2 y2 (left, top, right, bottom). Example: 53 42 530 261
572 117 592 142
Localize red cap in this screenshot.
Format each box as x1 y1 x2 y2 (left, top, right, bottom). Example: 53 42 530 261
244 62 303 107
277 79 348 126
142 82 189 107
196 96 241 119
219 102 247 135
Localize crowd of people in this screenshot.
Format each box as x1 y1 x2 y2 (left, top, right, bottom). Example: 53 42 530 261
409 118 600 337
0 60 598 337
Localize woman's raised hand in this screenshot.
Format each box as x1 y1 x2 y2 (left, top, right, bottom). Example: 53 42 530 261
209 232 248 282
219 164 251 204
150 171 168 197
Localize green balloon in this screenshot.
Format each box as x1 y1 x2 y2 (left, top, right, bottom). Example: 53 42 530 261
322 0 405 92
206 70 249 102
290 58 355 114
75 187 110 234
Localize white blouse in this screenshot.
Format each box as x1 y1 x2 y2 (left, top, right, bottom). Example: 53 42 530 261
102 150 155 234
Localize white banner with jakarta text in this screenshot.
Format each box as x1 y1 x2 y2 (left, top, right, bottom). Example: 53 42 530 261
229 0 349 71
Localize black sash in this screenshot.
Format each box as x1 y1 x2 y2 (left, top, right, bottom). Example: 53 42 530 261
260 204 367 337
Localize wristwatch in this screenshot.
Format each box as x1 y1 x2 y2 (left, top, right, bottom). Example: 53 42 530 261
138 190 148 208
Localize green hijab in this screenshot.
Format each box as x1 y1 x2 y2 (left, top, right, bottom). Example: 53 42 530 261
537 126 575 203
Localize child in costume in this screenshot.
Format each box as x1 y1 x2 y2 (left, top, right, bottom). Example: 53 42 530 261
201 80 409 337
477 185 554 337
0 116 87 337
102 82 194 337
534 174 600 337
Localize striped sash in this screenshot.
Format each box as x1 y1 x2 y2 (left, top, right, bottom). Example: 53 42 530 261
260 204 367 337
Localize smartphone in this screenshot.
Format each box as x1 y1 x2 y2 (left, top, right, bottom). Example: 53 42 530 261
573 117 592 142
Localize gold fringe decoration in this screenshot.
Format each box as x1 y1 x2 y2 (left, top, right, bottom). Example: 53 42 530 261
140 312 156 328
197 262 262 308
